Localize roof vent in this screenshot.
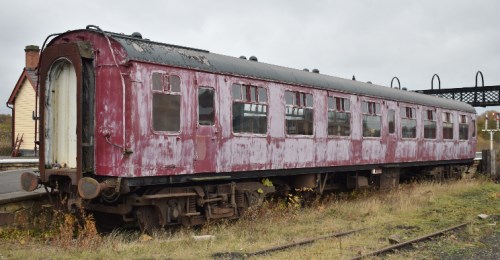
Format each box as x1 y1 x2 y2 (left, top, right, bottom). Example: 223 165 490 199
239 56 247 59
249 56 258 61
303 68 310 72
131 32 143 39
312 69 319 74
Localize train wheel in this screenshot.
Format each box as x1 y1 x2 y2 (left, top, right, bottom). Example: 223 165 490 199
136 206 161 234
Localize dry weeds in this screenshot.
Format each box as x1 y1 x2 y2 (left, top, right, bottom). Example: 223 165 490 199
0 178 498 259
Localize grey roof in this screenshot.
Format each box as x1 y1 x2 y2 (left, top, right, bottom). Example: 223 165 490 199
89 29 477 113
26 69 38 86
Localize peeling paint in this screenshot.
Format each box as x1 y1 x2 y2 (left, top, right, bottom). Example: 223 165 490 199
131 42 144 53
177 49 211 66
39 30 477 181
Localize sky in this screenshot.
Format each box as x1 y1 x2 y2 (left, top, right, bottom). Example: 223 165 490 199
1 0 500 115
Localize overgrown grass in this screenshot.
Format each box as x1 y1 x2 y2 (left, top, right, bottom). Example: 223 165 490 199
0 113 12 156
0 178 498 259
0 207 101 251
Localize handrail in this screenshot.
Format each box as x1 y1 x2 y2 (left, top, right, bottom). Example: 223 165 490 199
475 71 484 87
390 77 401 89
431 74 441 90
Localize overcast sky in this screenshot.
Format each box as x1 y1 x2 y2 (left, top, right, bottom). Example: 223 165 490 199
1 0 499 115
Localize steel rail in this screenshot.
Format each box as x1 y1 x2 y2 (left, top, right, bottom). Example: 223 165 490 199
212 228 365 259
350 222 468 260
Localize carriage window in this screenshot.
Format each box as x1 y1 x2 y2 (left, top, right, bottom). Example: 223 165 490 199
232 84 242 99
472 119 476 137
285 91 314 135
198 87 214 125
170 75 181 92
401 107 417 138
459 115 468 140
424 109 436 139
258 87 267 102
362 101 381 137
232 84 267 134
306 94 314 107
443 112 454 140
327 96 350 136
285 91 295 105
388 109 395 134
250 86 257 102
152 73 162 91
151 72 181 132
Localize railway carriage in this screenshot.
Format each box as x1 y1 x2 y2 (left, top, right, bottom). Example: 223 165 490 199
21 26 476 230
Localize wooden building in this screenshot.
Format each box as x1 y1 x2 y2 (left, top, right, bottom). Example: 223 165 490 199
6 45 39 156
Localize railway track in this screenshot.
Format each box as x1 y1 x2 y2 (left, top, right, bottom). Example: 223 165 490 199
350 223 469 260
212 223 469 259
212 228 365 259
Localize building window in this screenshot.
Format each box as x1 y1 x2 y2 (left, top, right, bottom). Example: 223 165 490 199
232 83 268 134
198 87 214 125
443 112 454 140
388 109 395 134
423 109 436 139
327 96 350 136
459 115 468 140
362 101 381 137
152 73 181 132
285 91 314 135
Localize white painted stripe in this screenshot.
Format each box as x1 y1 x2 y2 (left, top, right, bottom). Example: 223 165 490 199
0 159 39 164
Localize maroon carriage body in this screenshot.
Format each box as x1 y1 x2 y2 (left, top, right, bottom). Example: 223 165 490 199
28 27 478 229
37 28 476 187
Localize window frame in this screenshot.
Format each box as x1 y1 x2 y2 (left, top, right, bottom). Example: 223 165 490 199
361 100 382 138
388 109 396 134
327 94 351 137
472 118 476 138
442 111 454 140
197 86 216 126
285 90 314 136
423 108 437 139
400 106 417 139
150 71 182 134
458 114 469 140
231 83 269 136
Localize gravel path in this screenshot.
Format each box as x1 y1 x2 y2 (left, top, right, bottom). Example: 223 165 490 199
439 230 500 260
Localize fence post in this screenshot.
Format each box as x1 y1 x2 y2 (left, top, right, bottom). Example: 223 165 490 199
483 149 499 180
